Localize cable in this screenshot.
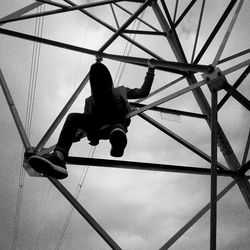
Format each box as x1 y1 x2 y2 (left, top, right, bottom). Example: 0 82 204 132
11 5 45 250
33 184 53 250
114 6 145 87
55 147 96 250
54 14 93 250
55 9 146 248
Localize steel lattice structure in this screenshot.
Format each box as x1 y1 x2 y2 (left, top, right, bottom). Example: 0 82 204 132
0 0 249 249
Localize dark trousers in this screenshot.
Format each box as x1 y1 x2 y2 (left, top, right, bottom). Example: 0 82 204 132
55 112 129 158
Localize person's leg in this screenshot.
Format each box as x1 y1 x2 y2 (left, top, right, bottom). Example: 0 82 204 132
55 113 92 159
29 113 93 179
109 124 127 157
109 101 130 157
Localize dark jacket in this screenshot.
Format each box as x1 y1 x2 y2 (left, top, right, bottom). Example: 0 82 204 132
83 68 155 143
84 68 155 117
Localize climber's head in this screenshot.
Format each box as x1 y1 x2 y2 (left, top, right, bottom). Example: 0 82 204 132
89 62 113 97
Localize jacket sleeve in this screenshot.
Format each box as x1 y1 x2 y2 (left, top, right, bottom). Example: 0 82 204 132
84 96 92 114
126 68 155 99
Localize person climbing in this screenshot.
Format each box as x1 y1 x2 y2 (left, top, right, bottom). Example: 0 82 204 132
28 60 155 179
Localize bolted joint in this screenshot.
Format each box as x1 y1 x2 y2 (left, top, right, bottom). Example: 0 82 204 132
95 54 103 63
202 67 226 91
24 147 36 160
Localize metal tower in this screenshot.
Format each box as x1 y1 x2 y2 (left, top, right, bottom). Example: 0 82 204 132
0 1 249 249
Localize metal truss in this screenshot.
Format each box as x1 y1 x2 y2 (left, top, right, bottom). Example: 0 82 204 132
0 0 249 249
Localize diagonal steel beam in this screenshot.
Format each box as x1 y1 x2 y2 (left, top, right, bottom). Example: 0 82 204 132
36 0 69 8
194 0 238 64
218 65 250 110
160 0 187 62
128 59 249 118
114 2 161 32
97 0 153 53
0 2 43 24
49 177 122 250
223 82 250 111
191 0 206 63
241 129 250 165
159 180 237 249
35 73 89 152
130 102 207 119
212 0 245 66
151 1 250 208
128 78 208 118
0 27 205 75
136 76 185 103
0 69 31 150
218 48 250 65
139 113 227 170
173 0 198 28
239 161 250 175
62 0 163 59
0 0 126 25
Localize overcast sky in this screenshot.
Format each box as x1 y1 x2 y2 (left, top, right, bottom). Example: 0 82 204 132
0 1 249 250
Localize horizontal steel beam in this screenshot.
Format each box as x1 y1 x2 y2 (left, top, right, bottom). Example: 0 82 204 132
66 156 236 177
0 28 210 74
123 30 166 36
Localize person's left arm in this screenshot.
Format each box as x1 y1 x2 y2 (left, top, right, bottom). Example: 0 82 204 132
126 64 155 99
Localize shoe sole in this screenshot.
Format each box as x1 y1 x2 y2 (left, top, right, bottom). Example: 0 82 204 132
29 155 68 179
110 128 127 157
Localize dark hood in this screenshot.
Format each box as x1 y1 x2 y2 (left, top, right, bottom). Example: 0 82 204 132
89 62 114 108
89 63 113 94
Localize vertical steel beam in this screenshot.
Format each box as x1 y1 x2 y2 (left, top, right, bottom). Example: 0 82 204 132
210 85 218 250
159 180 236 250
151 0 250 208
0 69 31 150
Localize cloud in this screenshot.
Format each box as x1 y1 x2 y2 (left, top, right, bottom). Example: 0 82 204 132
0 1 250 250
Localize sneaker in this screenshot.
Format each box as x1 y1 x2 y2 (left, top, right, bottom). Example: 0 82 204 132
109 127 127 157
28 152 68 179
